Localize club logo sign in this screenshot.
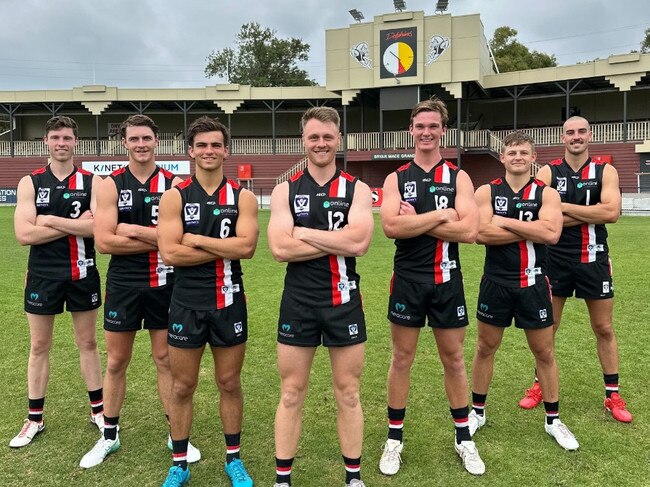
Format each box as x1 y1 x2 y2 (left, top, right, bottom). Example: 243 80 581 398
426 35 450 65
350 42 372 69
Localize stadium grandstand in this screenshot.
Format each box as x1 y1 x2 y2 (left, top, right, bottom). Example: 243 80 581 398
1 10 650 212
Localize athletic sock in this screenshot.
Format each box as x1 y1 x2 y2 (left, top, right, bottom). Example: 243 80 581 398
604 373 619 398
172 437 189 471
225 432 241 464
103 415 119 441
88 388 104 415
544 401 559 425
275 457 293 485
534 368 539 383
472 392 487 416
450 406 471 444
343 455 361 484
387 406 405 442
27 397 45 423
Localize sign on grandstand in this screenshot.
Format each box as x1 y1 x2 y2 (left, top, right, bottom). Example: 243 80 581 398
81 161 190 175
0 188 17 204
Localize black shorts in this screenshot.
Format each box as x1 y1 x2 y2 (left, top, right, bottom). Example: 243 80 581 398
548 253 614 299
104 281 172 331
476 276 553 329
387 273 469 328
278 291 367 347
24 270 101 315
167 293 248 348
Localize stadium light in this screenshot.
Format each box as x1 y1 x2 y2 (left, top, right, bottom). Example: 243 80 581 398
393 0 407 12
435 0 449 14
349 9 364 23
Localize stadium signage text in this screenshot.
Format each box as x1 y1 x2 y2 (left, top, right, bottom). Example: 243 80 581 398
81 161 190 175
371 153 415 161
0 188 18 204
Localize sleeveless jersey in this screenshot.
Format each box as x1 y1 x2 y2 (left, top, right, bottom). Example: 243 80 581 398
171 176 243 310
547 158 609 263
285 168 360 307
106 165 175 287
28 165 96 281
484 177 547 288
393 160 461 284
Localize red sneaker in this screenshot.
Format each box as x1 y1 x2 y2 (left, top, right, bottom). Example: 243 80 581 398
518 382 542 409
604 392 633 423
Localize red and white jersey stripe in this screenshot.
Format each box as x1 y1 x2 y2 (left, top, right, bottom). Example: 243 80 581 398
329 255 351 306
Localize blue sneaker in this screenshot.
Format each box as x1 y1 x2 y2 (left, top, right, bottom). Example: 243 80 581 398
224 458 253 487
162 465 190 487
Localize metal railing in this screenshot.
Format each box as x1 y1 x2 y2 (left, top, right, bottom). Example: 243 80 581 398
275 156 309 185
2 121 649 158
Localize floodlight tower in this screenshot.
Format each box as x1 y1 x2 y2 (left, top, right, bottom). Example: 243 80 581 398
435 0 449 14
349 9 364 23
393 0 407 12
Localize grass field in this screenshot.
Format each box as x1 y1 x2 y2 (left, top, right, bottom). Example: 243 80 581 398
0 207 648 487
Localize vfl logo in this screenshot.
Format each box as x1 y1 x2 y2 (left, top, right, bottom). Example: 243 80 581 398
403 181 417 199
184 203 201 222
539 309 548 319
395 303 406 312
480 303 488 312
233 322 244 334
281 323 291 333
495 196 508 212
348 324 359 336
30 292 39 301
556 177 567 193
350 42 372 69
172 323 183 334
457 306 466 318
91 293 99 304
294 195 310 214
118 190 133 207
425 35 450 65
603 282 610 293
36 188 50 205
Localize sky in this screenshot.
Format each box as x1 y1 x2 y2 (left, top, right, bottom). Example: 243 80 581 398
0 0 648 91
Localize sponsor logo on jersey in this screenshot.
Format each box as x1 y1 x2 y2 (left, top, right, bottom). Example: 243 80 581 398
348 324 359 336
390 302 410 321
233 321 244 334
495 196 508 212
184 203 201 224
279 323 295 338
430 186 455 193
556 177 567 193
477 303 493 320
30 292 39 301
440 260 457 271
539 309 548 319
516 201 538 208
36 187 50 206
144 193 162 205
294 195 310 215
324 200 350 209
169 322 188 342
65 191 88 198
587 244 605 252
118 189 133 209
106 309 122 326
221 284 241 294
577 181 598 189
457 305 466 318
337 281 357 291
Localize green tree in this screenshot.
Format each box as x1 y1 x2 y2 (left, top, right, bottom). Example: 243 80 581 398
205 22 316 86
641 27 650 53
490 26 557 72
